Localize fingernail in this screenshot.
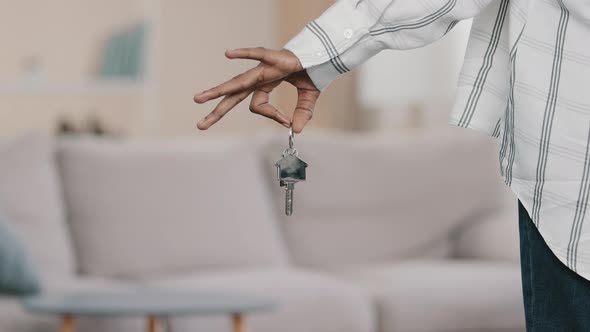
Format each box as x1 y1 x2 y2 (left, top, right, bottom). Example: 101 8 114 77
282 122 290 128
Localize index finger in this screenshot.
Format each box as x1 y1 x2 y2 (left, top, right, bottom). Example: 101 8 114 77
225 47 271 61
194 66 263 104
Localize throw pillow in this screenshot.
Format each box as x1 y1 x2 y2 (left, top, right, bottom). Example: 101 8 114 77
0 211 41 295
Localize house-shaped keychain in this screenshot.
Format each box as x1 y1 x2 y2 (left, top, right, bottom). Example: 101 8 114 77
275 153 308 187
275 127 308 216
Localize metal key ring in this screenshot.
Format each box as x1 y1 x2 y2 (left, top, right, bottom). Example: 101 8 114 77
283 147 298 156
289 126 294 150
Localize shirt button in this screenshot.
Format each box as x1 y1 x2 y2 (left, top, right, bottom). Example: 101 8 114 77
316 51 323 56
344 29 354 39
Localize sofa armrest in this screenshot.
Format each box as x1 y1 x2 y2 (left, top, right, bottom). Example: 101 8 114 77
451 204 520 263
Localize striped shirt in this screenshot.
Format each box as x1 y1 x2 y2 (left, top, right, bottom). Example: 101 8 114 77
285 0 590 280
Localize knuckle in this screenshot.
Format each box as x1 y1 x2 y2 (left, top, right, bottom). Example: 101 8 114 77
300 108 314 119
255 71 266 83
239 81 249 90
211 110 223 120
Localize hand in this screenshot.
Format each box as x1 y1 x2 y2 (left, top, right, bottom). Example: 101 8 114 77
194 48 321 133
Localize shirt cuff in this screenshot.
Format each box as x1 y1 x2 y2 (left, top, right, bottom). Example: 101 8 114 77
303 62 341 91
284 0 372 69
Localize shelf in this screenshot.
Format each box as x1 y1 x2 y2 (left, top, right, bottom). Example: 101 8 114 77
0 79 146 96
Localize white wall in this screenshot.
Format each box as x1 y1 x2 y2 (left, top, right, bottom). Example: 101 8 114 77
157 0 278 137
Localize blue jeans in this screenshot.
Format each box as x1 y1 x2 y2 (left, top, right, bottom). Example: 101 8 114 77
518 200 590 331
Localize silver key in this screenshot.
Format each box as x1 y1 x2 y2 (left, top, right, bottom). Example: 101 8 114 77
275 128 308 216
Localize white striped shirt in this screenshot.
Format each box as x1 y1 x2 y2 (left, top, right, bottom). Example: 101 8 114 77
285 0 590 280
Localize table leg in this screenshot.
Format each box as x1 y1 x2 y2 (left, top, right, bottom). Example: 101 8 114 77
147 315 160 332
60 314 75 332
232 313 246 332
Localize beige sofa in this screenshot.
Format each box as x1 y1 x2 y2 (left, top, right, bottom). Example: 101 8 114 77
0 129 525 332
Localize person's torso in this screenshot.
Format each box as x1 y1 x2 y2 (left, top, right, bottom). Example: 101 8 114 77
449 0 590 279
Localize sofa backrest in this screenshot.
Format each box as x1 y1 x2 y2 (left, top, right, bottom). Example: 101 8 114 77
263 128 505 268
0 133 76 280
58 137 287 278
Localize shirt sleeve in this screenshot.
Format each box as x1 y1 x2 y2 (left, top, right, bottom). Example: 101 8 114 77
284 0 497 90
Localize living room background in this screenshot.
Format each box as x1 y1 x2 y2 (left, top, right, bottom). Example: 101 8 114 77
0 1 526 332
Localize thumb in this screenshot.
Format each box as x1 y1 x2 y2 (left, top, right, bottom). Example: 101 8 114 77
291 88 320 133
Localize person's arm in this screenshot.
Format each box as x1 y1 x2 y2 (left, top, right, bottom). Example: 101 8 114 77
286 0 496 91
195 0 496 132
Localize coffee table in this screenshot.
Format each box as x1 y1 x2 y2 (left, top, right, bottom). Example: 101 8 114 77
23 290 275 332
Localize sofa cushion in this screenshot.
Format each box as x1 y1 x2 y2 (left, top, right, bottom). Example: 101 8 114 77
58 137 287 278
332 260 524 332
263 128 504 267
452 195 520 263
0 133 75 279
144 268 374 332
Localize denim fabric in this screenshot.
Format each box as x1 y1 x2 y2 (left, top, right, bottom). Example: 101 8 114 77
518 200 590 331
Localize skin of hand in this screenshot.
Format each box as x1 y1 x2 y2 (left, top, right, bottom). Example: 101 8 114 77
194 48 321 133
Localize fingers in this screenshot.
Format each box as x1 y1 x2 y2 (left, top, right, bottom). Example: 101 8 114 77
194 66 263 104
292 88 320 133
249 82 290 127
197 88 254 130
225 47 270 62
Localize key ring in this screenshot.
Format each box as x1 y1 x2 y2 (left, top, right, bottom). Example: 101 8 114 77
289 125 294 150
284 124 297 156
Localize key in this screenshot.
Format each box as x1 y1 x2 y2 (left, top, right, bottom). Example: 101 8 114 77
275 128 308 216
